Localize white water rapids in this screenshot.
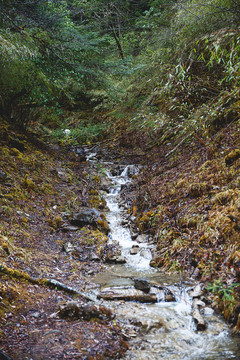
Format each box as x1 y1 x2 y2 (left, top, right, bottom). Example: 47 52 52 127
86 152 240 360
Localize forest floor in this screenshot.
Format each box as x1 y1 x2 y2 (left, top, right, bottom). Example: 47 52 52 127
0 116 239 359
0 119 130 360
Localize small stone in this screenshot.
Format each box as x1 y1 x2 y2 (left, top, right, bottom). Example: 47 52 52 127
192 299 205 310
0 170 7 183
31 311 41 318
189 284 203 298
130 245 139 255
131 233 139 240
136 234 148 243
62 242 74 253
140 249 152 258
89 252 100 262
165 293 176 302
203 307 214 316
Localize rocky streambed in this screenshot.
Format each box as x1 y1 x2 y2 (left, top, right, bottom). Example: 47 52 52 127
85 149 240 360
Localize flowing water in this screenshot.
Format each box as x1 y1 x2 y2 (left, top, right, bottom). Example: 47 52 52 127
86 152 240 360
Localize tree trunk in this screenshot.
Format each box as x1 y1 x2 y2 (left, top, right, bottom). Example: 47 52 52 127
110 23 124 60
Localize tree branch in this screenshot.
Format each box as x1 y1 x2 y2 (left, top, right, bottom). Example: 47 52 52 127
0 263 94 302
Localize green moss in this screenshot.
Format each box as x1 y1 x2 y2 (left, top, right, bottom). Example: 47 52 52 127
212 189 235 205
137 210 156 232
73 227 108 246
10 147 23 158
225 149 240 166
188 182 211 198
0 263 31 282
22 175 37 190
97 218 110 234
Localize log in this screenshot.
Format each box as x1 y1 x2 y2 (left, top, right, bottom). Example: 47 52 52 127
0 263 94 302
0 350 12 360
43 279 94 302
165 133 192 158
98 287 158 303
192 308 207 331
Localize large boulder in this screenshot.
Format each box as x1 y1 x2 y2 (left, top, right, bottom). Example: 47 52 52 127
70 207 110 234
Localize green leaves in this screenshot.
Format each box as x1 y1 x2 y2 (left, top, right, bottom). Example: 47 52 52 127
207 279 240 301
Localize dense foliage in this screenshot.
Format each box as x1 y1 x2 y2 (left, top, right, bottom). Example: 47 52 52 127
0 0 239 139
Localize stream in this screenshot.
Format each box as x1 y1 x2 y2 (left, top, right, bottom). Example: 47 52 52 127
86 151 240 360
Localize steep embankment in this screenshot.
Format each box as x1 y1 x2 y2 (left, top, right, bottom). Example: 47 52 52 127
115 28 240 331
121 125 240 330
0 119 128 359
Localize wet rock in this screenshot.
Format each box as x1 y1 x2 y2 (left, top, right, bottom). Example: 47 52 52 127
191 295 207 331
100 185 110 193
105 255 126 264
127 165 139 178
58 301 114 321
137 318 166 333
62 242 74 253
89 252 100 262
70 207 109 234
98 287 158 303
189 284 203 298
165 293 176 302
136 234 148 243
133 278 151 293
131 232 139 240
104 242 126 263
192 299 205 310
140 248 152 258
68 145 86 161
111 166 122 176
130 245 139 255
203 307 214 316
192 308 207 331
150 285 176 302
71 207 100 225
100 177 112 191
